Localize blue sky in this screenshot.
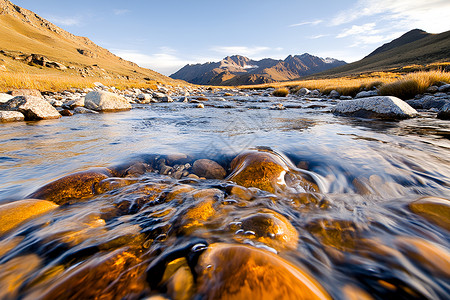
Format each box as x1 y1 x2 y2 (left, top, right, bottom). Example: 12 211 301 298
12 0 450 75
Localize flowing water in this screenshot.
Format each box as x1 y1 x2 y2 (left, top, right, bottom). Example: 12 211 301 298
0 92 449 299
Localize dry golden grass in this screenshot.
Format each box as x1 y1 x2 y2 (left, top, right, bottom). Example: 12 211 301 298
272 87 289 97
240 70 449 98
0 71 162 92
378 70 450 99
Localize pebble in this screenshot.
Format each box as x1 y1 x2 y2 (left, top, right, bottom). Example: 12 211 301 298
192 159 226 179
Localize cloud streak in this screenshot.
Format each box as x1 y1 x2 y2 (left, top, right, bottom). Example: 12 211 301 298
289 20 323 27
330 0 450 32
337 23 378 38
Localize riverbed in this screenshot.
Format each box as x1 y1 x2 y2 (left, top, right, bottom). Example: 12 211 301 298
0 92 449 299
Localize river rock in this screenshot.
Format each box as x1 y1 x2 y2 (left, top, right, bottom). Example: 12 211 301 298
437 102 450 120
227 150 291 193
438 83 450 92
28 168 114 204
395 236 450 277
426 86 439 93
0 96 61 120
329 90 340 99
84 91 131 112
73 107 99 114
333 96 418 119
409 197 450 231
195 243 330 299
0 93 13 103
236 209 299 250
407 95 450 110
340 95 353 100
0 111 25 122
63 97 85 109
296 88 310 96
355 90 378 98
0 199 59 235
192 159 226 179
137 93 152 104
25 247 145 299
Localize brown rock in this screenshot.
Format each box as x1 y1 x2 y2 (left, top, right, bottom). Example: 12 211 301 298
395 236 450 277
28 168 113 204
196 243 331 300
0 199 58 235
237 209 299 250
192 159 226 179
409 197 450 231
24 247 147 300
227 150 289 193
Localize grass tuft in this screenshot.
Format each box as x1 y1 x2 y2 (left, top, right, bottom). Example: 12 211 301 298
379 70 450 99
273 87 289 97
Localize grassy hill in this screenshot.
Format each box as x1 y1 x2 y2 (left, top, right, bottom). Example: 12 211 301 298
0 0 182 91
317 29 450 77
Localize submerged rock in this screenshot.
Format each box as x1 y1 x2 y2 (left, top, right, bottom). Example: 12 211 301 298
192 159 226 179
195 243 331 299
333 96 418 119
409 197 450 231
84 91 131 112
0 96 61 120
29 168 114 204
0 111 25 122
0 199 59 235
227 150 289 193
236 209 299 250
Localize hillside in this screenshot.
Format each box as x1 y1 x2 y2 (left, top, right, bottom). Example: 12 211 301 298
318 29 450 77
170 54 346 85
365 29 431 58
0 0 178 86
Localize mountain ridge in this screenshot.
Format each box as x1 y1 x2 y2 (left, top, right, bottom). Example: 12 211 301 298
170 54 347 85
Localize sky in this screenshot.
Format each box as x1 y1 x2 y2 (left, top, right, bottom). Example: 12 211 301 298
12 0 450 76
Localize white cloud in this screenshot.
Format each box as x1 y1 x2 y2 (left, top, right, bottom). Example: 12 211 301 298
46 15 81 26
309 34 330 39
337 23 378 38
349 31 405 47
113 9 130 16
289 20 323 27
111 48 194 76
210 46 272 57
331 0 450 32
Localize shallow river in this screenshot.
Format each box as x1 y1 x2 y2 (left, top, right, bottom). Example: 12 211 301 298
0 92 449 299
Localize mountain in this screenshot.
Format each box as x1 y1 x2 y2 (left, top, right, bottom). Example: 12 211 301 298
0 0 175 84
318 29 450 77
170 54 347 85
365 29 431 58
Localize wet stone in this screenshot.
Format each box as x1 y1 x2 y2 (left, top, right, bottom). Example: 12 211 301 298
0 199 59 236
195 243 331 300
192 159 226 179
28 168 114 205
408 197 450 231
236 209 299 250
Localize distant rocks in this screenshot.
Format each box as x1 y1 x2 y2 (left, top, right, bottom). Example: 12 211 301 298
0 95 61 120
333 96 418 119
355 90 378 98
84 91 131 111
